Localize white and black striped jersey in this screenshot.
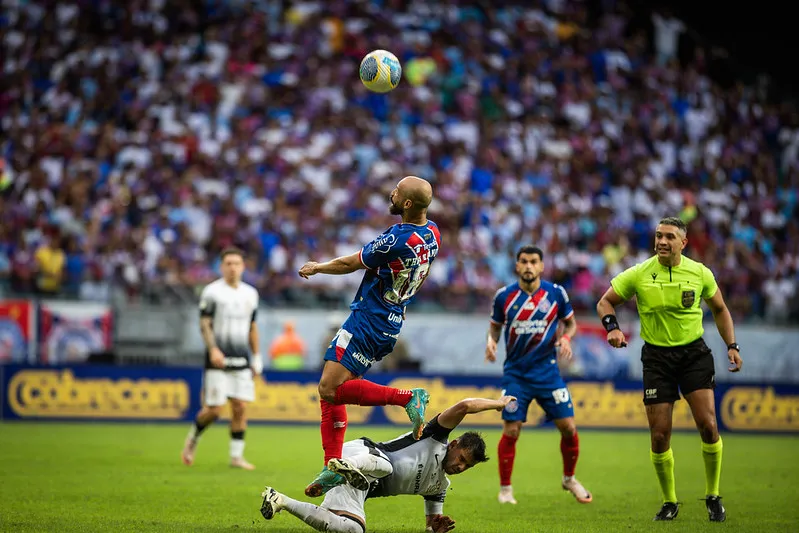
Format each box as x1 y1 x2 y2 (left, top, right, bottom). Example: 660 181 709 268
364 416 452 506
199 278 259 371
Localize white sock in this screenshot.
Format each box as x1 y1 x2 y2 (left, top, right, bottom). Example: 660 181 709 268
230 438 245 459
282 495 362 533
563 475 574 483
500 485 512 491
187 426 199 443
346 453 393 479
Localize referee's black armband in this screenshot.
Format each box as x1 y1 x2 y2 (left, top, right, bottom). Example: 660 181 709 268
601 314 620 332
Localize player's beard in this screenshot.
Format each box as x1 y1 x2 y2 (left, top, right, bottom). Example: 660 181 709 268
520 272 537 284
389 200 404 216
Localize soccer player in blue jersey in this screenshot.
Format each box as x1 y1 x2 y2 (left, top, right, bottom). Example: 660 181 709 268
485 245 592 505
298 176 441 497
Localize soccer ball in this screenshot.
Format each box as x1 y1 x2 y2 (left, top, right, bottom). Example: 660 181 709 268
359 50 402 93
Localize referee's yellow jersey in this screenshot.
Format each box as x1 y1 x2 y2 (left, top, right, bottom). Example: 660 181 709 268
611 255 718 347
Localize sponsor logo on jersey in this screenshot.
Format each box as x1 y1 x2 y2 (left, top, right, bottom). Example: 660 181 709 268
371 233 397 254
413 463 424 493
351 352 372 367
512 319 549 335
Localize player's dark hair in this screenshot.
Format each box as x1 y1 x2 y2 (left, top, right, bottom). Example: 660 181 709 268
457 431 489 463
658 217 687 234
516 245 544 261
220 247 245 260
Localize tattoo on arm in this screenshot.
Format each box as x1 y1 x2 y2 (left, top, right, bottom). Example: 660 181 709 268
200 317 217 350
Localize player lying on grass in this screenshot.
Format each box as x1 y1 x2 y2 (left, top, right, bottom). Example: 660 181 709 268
260 395 517 533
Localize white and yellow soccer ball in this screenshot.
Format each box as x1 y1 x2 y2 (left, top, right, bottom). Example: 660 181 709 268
359 50 402 93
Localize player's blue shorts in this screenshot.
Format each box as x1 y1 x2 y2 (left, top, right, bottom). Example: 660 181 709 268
500 375 574 422
323 310 401 376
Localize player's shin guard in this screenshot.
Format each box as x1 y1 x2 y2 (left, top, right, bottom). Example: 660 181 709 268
701 437 723 497
650 448 678 503
560 432 579 477
321 400 348 465
281 496 362 533
333 379 412 407
497 433 518 486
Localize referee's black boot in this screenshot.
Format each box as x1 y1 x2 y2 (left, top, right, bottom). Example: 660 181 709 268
704 495 726 522
653 502 679 521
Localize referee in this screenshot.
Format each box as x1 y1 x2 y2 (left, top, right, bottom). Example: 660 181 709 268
596 217 742 523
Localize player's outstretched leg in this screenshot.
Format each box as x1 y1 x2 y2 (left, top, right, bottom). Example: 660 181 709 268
327 458 370 491
304 466 347 498
332 380 429 440
260 487 285 519
404 388 430 440
262 487 363 532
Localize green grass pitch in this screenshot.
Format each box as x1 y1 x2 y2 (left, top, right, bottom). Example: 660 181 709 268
0 422 797 532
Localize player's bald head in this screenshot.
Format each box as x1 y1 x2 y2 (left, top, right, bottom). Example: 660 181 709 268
397 176 433 210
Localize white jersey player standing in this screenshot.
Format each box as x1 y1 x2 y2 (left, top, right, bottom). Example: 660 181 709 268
181 248 262 470
260 395 516 533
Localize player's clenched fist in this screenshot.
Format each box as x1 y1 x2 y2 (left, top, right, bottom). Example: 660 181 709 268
298 262 319 279
426 515 456 532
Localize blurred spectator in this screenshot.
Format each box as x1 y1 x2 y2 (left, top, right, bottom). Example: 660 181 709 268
34 234 65 296
0 0 797 324
269 320 306 371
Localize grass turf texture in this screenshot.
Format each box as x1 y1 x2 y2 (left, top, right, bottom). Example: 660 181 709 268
0 423 796 532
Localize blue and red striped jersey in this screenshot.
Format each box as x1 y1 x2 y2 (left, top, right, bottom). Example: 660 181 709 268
352 221 442 322
490 280 574 380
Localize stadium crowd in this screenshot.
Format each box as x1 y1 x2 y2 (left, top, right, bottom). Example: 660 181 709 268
1 0 797 323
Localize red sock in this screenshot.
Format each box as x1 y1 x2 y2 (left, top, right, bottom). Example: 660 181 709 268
320 400 348 465
333 379 412 406
561 432 579 477
497 434 518 486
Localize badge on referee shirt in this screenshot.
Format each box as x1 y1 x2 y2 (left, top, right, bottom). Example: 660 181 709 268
681 290 695 308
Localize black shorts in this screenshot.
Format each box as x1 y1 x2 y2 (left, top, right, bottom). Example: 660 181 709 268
641 337 715 405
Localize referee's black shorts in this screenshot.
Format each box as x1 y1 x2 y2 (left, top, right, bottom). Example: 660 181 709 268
641 337 715 405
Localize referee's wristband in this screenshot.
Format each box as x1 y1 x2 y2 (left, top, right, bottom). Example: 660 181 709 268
601 314 620 333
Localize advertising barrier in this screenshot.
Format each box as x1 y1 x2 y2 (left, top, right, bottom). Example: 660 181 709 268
39 301 113 365
2 366 798 433
0 300 35 364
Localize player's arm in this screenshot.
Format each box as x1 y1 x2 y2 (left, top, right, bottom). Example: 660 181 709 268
486 288 506 363
249 304 263 376
702 268 742 372
557 314 578 361
199 291 224 368
485 322 502 363
424 494 455 533
555 284 577 360
437 396 516 430
298 251 364 278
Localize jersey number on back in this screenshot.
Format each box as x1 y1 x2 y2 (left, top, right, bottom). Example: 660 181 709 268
386 262 430 305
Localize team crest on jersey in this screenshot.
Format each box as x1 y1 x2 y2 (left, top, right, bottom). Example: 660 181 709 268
539 298 551 313
681 290 695 308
